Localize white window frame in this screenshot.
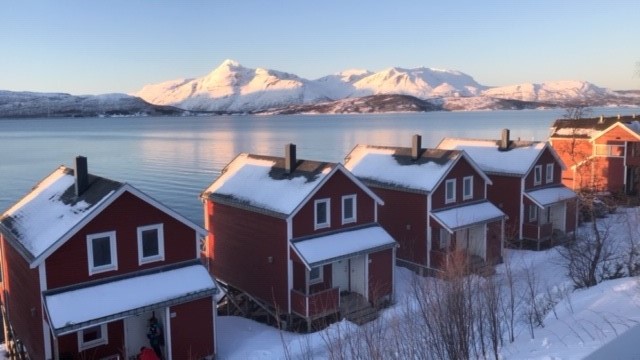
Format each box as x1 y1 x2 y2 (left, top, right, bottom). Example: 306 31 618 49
529 204 538 222
445 179 456 204
314 198 330 230
309 266 323 284
87 231 117 275
534 165 542 186
462 176 473 200
594 144 625 157
77 324 108 351
341 194 357 225
546 163 554 183
137 224 165 265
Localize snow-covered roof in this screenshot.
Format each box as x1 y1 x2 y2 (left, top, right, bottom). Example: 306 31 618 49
291 225 396 268
430 201 505 232
344 145 466 192
43 263 217 335
437 138 549 176
525 186 577 208
203 153 381 217
0 166 122 262
1 165 206 267
549 116 640 139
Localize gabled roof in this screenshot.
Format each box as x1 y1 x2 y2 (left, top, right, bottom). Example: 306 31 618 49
549 115 640 139
201 153 383 218
344 144 491 193
436 138 564 176
590 121 640 142
0 165 206 268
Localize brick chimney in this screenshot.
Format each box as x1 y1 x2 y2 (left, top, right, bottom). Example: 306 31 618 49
75 155 89 197
499 129 510 151
285 143 296 174
412 134 422 160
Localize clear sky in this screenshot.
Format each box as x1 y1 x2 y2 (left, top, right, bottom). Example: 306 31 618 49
2 0 639 95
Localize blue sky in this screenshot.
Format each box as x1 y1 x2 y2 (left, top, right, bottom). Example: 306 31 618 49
2 0 639 95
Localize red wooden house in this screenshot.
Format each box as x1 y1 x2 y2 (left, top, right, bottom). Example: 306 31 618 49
0 157 218 360
344 135 506 273
201 144 397 330
438 129 578 249
549 115 640 195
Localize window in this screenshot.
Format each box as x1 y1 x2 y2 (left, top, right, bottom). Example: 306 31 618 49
462 176 473 200
87 231 117 275
595 144 625 157
314 199 330 229
445 179 456 204
546 163 554 183
439 228 451 250
529 204 538 222
137 224 165 265
341 195 357 224
78 324 108 350
534 165 542 186
309 266 323 284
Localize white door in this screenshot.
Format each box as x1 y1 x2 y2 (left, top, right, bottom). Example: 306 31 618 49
350 255 367 298
332 260 349 293
468 225 486 259
550 203 566 232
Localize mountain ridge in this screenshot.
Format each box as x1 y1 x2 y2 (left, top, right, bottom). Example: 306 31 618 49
134 60 640 113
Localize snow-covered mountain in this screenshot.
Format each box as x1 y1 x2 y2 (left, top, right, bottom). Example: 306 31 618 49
0 91 184 118
136 59 330 112
135 60 495 113
135 60 639 114
482 80 619 104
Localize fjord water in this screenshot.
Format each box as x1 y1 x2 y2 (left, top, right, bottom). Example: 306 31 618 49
0 109 631 224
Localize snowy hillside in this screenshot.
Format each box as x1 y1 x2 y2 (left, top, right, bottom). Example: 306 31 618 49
135 59 330 112
482 80 622 105
135 60 639 114
0 90 184 118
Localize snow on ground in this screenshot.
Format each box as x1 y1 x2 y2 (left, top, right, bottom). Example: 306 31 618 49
214 207 640 359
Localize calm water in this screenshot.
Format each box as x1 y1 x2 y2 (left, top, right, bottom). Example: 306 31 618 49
0 108 633 224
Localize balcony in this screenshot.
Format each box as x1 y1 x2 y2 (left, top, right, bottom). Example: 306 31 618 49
290 287 340 320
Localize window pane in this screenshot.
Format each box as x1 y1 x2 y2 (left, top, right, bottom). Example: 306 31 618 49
310 267 320 280
343 198 353 219
316 202 327 224
92 237 111 267
463 178 472 197
141 229 159 258
83 326 101 343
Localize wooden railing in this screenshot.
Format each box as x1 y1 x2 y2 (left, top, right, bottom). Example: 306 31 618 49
290 287 339 319
523 222 553 240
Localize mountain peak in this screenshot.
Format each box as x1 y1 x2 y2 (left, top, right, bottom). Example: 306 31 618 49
219 59 241 68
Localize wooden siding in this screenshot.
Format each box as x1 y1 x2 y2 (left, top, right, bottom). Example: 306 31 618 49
207 201 289 312
431 157 486 210
0 236 45 360
595 125 640 143
524 148 561 190
486 175 522 239
486 220 503 263
566 198 578 233
371 187 428 266
46 191 198 289
368 248 393 305
170 296 215 359
550 138 592 189
58 320 124 360
292 170 376 238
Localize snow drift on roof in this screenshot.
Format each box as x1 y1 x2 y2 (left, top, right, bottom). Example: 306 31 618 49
1 167 115 258
345 146 456 192
204 154 332 215
525 186 577 208
431 201 505 232
44 264 216 333
292 226 396 268
438 138 546 175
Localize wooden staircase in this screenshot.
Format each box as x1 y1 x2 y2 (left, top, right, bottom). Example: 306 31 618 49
340 292 378 325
